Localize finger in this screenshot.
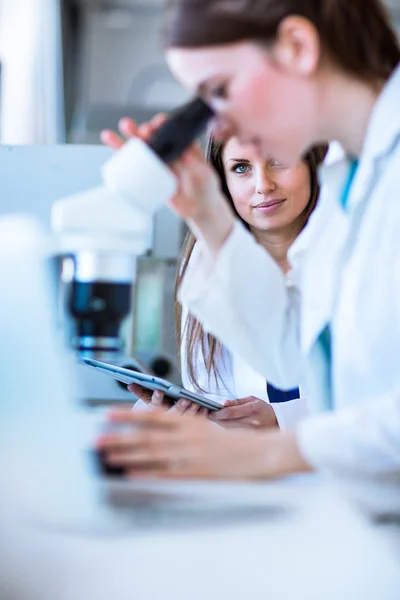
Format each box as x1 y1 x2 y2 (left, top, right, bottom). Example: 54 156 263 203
127 467 173 479
127 462 191 479
105 450 168 471
127 383 153 404
169 399 191 414
100 129 125 150
137 122 152 139
127 468 206 481
199 407 209 418
149 112 167 129
150 390 165 407
135 113 168 142
215 418 260 429
223 396 256 408
126 456 222 481
209 403 257 421
123 448 193 476
97 432 142 451
108 406 182 429
101 431 186 468
118 117 138 138
97 426 179 452
186 402 200 415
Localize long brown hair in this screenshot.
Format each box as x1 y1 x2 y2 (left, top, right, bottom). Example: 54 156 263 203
163 0 400 85
175 139 328 392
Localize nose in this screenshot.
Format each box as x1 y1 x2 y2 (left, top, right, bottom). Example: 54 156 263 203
256 166 276 195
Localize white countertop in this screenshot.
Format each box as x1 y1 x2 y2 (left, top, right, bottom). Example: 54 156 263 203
1 477 399 600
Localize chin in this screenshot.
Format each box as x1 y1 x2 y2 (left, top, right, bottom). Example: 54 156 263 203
257 218 286 231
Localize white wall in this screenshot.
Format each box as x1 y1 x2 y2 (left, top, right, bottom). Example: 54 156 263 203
0 0 65 144
69 4 189 142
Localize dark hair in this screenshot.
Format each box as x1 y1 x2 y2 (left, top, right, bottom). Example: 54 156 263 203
163 0 400 85
175 139 328 392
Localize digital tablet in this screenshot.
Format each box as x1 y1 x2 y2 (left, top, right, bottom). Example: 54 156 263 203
81 357 223 411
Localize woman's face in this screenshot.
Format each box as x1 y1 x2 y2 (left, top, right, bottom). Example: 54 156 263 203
166 32 320 164
222 137 311 232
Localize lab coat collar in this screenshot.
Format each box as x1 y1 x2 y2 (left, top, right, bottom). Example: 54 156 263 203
288 158 349 273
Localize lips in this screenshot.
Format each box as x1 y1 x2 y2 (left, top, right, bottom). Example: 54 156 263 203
254 199 286 209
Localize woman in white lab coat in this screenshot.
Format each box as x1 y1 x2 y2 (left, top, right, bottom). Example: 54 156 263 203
123 136 327 430
98 0 400 482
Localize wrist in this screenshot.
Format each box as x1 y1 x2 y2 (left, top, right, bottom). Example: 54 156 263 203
261 403 279 429
188 204 235 259
259 430 314 478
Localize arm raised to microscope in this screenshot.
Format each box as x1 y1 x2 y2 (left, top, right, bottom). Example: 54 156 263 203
51 99 213 357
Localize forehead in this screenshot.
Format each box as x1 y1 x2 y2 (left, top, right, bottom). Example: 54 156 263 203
166 43 263 92
223 137 259 160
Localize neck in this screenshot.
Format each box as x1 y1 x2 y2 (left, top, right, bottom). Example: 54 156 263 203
317 68 383 158
251 218 303 273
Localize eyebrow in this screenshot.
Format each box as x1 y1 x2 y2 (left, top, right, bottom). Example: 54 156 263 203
226 158 252 163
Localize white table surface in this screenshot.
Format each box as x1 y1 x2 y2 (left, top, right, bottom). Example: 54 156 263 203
1 477 399 600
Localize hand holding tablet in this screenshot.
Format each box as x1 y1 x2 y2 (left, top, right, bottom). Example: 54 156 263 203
81 357 223 411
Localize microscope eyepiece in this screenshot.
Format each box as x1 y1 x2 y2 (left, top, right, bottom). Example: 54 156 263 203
101 97 214 216
147 97 214 164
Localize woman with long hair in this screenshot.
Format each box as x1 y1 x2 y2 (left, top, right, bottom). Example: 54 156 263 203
98 0 400 484
122 135 327 430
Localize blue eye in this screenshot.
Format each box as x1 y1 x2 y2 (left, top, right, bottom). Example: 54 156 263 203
233 163 251 174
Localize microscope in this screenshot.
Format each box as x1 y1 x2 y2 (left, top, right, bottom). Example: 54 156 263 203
0 97 213 529
52 98 213 394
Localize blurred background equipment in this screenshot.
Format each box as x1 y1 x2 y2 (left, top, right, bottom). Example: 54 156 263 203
0 0 65 143
62 0 190 143
0 0 399 400
62 0 400 143
0 0 399 145
50 98 211 387
0 0 195 401
0 143 184 403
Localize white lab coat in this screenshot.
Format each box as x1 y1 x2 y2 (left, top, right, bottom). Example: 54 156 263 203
179 298 309 430
135 289 309 430
178 65 400 478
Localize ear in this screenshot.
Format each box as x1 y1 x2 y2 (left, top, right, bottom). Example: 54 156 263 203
271 16 320 76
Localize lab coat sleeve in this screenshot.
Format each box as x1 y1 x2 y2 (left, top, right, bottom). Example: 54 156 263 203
297 394 400 476
178 221 301 389
272 397 309 430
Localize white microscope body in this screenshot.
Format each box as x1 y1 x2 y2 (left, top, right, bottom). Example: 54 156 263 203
52 138 177 358
0 98 212 528
0 139 176 531
52 98 212 362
